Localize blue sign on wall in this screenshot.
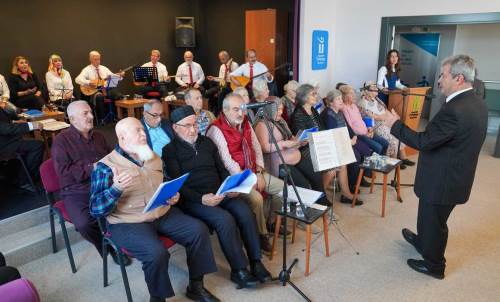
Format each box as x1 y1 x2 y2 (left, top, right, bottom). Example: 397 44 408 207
312 30 329 70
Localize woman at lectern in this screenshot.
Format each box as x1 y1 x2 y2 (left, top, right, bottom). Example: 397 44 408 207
359 81 415 168
377 49 407 106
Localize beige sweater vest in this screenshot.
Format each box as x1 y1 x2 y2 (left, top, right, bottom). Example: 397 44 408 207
99 150 170 224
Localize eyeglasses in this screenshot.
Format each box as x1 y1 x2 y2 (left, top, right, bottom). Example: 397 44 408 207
176 123 199 130
145 111 162 119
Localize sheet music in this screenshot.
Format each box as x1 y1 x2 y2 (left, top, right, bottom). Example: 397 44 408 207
277 185 324 207
105 74 121 88
309 128 356 172
39 119 70 131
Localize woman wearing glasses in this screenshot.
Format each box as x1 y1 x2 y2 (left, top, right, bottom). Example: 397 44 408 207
358 81 414 168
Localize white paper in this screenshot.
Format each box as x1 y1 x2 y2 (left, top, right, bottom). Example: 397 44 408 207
310 203 328 211
39 119 70 131
278 185 324 207
216 173 257 196
105 74 122 88
309 128 356 172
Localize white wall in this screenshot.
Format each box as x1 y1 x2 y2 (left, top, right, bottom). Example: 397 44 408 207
454 23 500 84
299 0 500 95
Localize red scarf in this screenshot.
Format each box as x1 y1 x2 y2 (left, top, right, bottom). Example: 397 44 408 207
210 112 256 172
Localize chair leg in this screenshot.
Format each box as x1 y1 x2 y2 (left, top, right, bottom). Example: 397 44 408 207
49 209 57 253
118 250 133 302
305 224 312 276
270 216 282 261
291 219 297 244
59 217 77 273
17 154 37 192
103 240 109 287
370 173 376 194
322 214 330 257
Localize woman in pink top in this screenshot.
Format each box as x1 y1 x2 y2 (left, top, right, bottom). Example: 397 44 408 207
340 85 389 156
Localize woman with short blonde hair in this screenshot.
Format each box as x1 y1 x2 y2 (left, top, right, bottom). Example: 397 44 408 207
46 54 74 103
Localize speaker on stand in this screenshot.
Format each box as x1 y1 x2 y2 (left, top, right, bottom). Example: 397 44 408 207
175 17 195 48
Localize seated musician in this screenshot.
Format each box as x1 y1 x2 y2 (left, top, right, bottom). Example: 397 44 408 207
163 106 272 288
8 56 46 110
75 51 125 123
90 117 219 302
138 49 169 98
175 51 205 94
230 49 273 99
45 54 74 109
206 50 239 115
206 93 287 255
0 98 44 192
141 99 174 157
184 88 215 136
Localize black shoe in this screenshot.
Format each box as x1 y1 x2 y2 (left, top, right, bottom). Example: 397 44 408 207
407 259 444 279
259 235 273 256
340 195 363 206
186 280 221 302
317 198 333 207
402 228 421 254
400 163 407 170
150 296 163 302
267 223 291 238
360 177 371 187
110 249 132 266
402 159 415 166
230 269 259 289
250 261 272 283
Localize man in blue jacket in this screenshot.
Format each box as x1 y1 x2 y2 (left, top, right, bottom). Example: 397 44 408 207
141 99 174 157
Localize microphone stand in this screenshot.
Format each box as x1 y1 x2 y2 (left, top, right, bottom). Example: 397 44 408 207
255 107 312 302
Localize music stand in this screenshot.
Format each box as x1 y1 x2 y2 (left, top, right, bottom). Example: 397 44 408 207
133 66 158 84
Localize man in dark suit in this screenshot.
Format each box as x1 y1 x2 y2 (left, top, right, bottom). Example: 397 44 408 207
0 100 44 191
384 54 488 279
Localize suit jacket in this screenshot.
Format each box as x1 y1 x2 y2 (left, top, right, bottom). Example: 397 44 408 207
140 118 175 150
0 108 30 151
391 89 487 205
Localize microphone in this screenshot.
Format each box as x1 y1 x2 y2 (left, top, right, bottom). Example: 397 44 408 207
243 101 274 110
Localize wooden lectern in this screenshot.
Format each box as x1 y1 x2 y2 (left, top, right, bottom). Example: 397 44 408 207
387 87 430 156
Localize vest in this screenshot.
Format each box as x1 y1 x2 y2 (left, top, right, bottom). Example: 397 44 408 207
99 150 169 224
210 113 256 171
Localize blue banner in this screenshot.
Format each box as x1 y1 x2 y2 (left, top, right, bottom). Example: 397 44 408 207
312 30 328 70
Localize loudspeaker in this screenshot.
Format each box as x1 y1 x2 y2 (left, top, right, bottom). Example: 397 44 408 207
175 17 195 47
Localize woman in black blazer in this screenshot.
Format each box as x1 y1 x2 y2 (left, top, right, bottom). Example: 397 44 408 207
8 56 45 110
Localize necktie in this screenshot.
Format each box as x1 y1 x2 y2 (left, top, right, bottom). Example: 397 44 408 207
153 63 157 86
224 64 229 81
95 67 101 80
249 64 254 89
188 64 193 85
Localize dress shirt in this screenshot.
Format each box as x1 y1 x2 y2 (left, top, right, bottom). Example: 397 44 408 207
341 103 368 135
75 64 121 86
175 62 205 86
206 122 264 175
142 61 169 82
230 61 273 83
51 125 111 195
377 66 406 90
0 74 9 100
46 70 74 102
144 122 171 157
445 87 473 103
217 61 239 83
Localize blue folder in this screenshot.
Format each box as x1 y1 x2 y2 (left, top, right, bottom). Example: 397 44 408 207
24 110 44 117
298 127 319 142
217 169 252 195
363 117 374 128
143 173 190 213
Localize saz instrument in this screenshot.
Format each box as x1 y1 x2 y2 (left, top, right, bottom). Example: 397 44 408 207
230 63 288 91
80 65 133 96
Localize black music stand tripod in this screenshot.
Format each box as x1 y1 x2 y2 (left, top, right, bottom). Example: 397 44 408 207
256 108 327 302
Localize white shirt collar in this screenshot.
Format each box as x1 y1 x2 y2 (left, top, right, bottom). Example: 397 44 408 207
445 87 473 103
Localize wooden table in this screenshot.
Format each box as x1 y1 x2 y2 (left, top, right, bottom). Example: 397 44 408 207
163 98 209 119
115 99 148 119
352 160 402 217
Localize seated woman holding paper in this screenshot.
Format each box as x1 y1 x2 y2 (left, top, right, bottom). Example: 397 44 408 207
358 81 414 169
46 54 74 110
254 96 324 195
8 56 46 110
290 84 362 206
340 84 389 157
321 89 373 192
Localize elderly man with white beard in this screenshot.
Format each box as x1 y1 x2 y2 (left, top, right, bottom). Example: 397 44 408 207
90 117 220 302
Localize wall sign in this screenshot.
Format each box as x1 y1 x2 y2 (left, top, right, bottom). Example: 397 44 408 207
312 30 328 70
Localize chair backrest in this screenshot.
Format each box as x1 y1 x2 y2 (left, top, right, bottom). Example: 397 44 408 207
39 159 61 194
0 278 41 302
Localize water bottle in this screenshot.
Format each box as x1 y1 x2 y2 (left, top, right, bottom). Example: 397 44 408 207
296 204 305 217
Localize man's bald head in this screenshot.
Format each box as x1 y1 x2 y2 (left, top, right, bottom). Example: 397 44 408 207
115 117 153 162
